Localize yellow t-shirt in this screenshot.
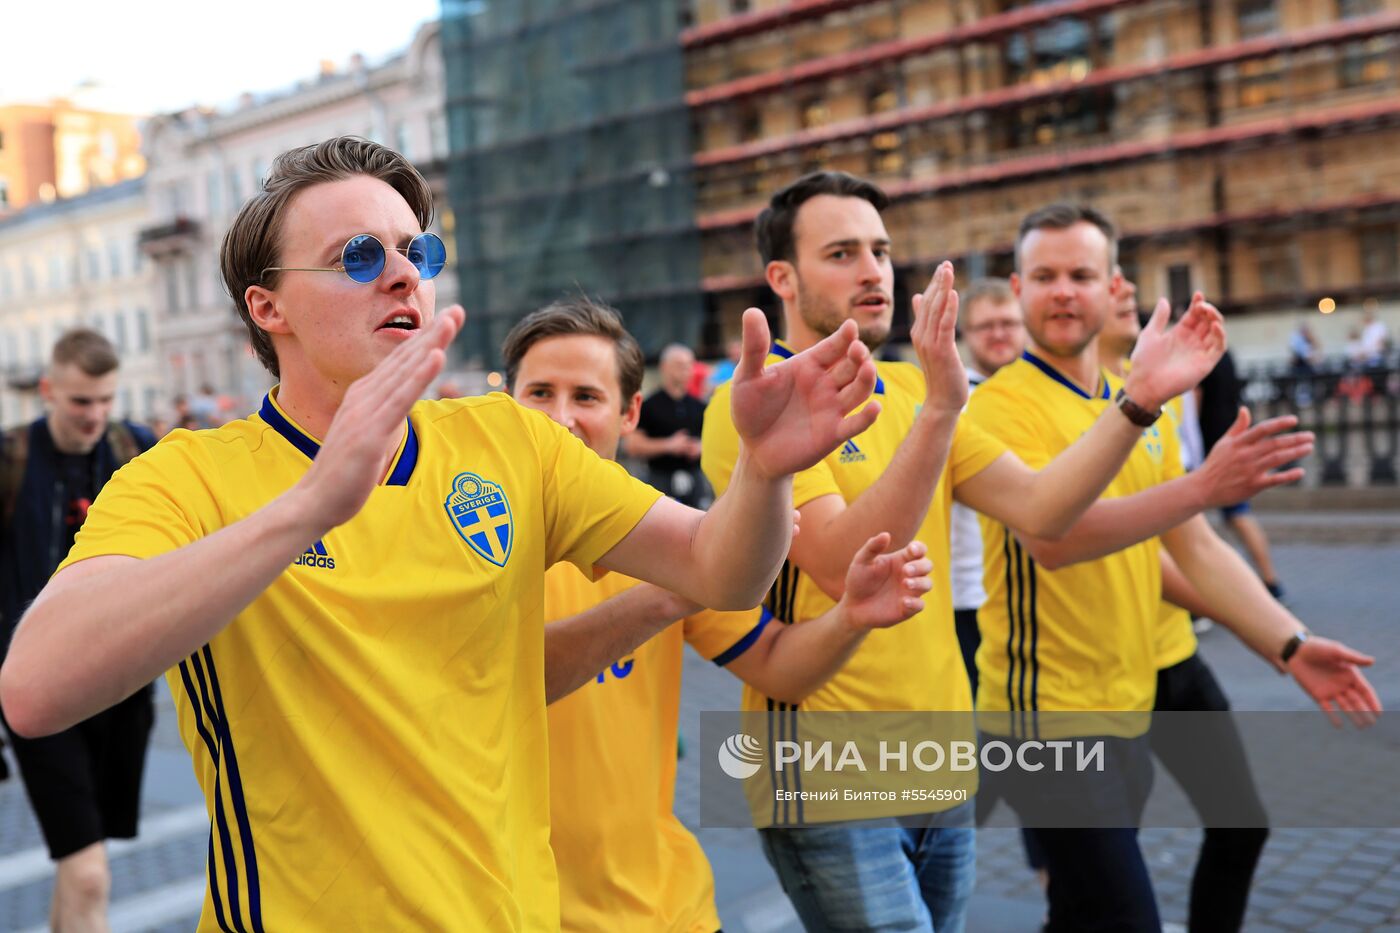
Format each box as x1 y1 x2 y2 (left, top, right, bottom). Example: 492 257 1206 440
1154 395 1198 669
59 390 662 932
966 354 1186 737
703 349 1004 715
545 563 758 933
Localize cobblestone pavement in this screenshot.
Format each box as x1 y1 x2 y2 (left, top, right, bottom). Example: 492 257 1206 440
1 535 1396 931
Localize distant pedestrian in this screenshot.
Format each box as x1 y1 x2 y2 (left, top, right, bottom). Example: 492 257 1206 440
1288 322 1321 376
0 328 156 932
626 343 709 507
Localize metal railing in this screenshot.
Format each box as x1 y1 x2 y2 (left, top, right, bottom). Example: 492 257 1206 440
1241 352 1400 486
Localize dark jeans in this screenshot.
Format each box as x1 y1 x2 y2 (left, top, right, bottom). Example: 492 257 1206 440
1152 653 1268 933
993 734 1160 932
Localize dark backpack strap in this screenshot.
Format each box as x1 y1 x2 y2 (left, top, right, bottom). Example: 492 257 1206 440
105 421 142 468
0 426 30 534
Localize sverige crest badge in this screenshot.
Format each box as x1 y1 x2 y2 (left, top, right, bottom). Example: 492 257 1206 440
445 472 514 567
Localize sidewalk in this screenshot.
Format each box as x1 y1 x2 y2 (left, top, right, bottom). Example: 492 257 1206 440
675 540 1400 932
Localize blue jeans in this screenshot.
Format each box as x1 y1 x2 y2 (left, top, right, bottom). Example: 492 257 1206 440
758 803 976 932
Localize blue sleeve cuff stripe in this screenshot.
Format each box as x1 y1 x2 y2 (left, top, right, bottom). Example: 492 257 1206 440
712 608 773 667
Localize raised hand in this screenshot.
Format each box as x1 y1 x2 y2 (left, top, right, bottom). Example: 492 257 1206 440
910 261 968 414
836 533 934 631
730 307 880 479
1125 293 1226 410
297 305 464 530
1287 636 1381 728
1194 407 1315 507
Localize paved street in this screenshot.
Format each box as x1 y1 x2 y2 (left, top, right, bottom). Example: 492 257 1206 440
1 530 1397 931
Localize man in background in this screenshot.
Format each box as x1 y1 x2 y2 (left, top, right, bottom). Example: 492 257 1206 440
627 343 709 507
0 328 157 933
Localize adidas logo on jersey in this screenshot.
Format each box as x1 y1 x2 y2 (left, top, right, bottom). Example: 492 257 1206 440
293 539 336 570
838 439 867 464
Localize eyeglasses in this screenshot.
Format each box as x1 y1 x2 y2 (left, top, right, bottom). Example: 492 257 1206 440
262 232 447 284
967 320 1024 334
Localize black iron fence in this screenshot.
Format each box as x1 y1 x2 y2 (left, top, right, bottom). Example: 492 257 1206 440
1241 352 1400 487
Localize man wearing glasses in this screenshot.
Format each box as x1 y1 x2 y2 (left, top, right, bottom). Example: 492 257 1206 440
0 138 883 931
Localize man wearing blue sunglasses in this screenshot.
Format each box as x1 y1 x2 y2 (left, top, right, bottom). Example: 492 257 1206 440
0 136 884 931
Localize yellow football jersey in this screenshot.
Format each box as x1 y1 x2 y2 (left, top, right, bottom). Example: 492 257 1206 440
1154 396 1199 669
703 347 1004 716
60 389 662 932
545 563 760 933
966 354 1186 737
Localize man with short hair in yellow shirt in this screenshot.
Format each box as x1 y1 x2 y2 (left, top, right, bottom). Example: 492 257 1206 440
967 203 1381 931
503 296 934 932
701 171 1247 932
0 138 890 931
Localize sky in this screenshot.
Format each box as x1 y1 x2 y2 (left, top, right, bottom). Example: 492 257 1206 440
3 0 442 115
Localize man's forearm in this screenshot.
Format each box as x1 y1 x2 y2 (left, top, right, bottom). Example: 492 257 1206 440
799 408 958 597
727 606 867 704
1165 518 1299 669
0 489 327 736
1016 472 1209 569
690 447 793 609
1021 406 1162 538
545 584 692 703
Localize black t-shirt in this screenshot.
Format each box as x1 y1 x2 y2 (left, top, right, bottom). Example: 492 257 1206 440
1197 351 1242 454
55 450 98 558
637 388 705 475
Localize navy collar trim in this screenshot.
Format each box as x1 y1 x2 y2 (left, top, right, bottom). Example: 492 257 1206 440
771 340 886 395
259 392 418 486
1020 351 1110 401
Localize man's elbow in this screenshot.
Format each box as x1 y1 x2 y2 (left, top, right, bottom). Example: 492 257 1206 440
0 661 57 738
1020 538 1068 571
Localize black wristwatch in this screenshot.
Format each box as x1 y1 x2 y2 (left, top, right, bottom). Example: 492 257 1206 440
1280 630 1309 665
1114 387 1161 428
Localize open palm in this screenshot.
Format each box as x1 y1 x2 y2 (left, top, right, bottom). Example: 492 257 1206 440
1289 636 1381 728
1128 292 1227 407
730 309 880 478
840 534 933 631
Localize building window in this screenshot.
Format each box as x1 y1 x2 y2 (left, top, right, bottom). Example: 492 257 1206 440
1005 17 1097 86
1254 236 1300 294
1236 0 1277 40
136 308 151 352
869 131 905 176
207 170 223 217
1337 0 1380 17
0 176 8 208
1360 225 1399 283
731 0 751 13
109 241 123 278
868 86 899 114
1237 57 1284 108
737 104 762 142
164 265 181 314
1167 264 1193 312
115 310 129 352
87 249 102 281
395 121 411 159
800 97 831 130
228 168 243 208
1339 36 1396 88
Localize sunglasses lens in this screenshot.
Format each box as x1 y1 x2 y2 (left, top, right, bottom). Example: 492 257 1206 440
342 235 386 284
409 233 447 280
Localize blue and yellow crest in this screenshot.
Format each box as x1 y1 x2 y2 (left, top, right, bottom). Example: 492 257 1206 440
444 472 514 567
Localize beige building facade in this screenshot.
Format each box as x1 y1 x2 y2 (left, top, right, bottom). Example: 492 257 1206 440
684 0 1400 362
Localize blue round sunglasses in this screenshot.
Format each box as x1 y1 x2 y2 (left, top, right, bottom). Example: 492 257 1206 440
262 232 447 284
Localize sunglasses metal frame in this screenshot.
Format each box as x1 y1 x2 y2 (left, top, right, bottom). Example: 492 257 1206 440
261 232 446 284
